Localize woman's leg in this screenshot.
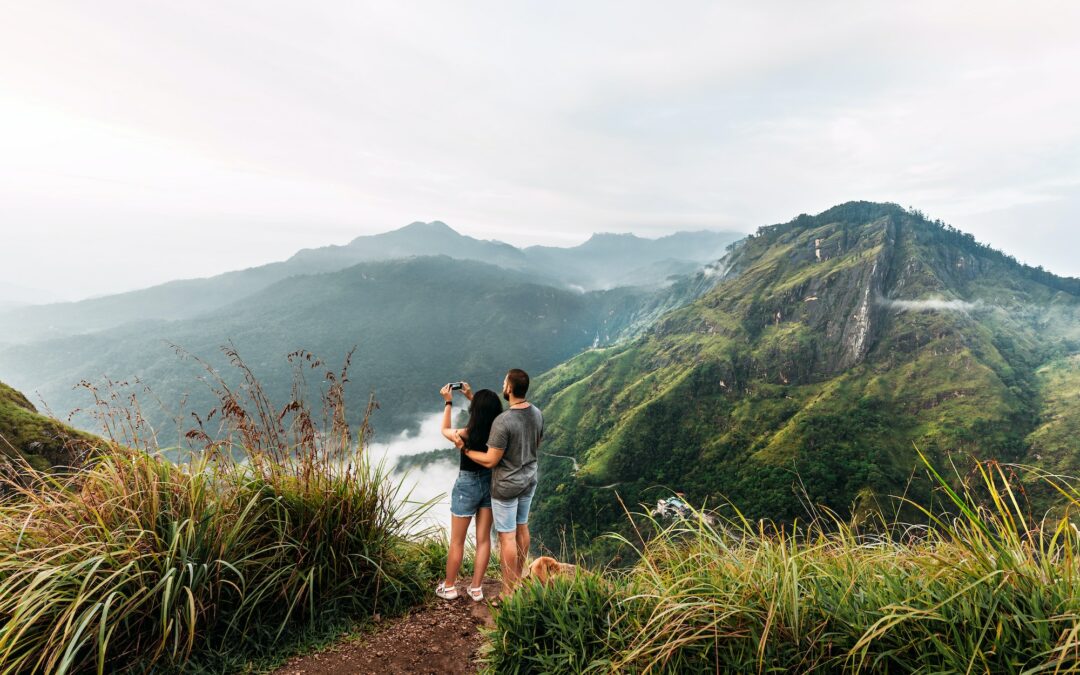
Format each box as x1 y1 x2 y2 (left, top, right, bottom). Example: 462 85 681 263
470 508 493 589
444 515 472 587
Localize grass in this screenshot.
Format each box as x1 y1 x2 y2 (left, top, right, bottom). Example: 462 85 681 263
0 380 95 472
0 347 444 674
485 453 1080 673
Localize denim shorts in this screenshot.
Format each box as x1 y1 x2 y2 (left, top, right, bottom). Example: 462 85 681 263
450 469 492 518
491 481 537 533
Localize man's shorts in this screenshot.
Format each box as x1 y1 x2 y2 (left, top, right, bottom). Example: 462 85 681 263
450 469 492 518
491 481 537 533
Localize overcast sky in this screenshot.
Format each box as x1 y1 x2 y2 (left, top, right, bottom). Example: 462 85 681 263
2 1 1079 301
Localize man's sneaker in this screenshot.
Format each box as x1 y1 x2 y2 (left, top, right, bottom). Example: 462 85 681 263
435 581 458 600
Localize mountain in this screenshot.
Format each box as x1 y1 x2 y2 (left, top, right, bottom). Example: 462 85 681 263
0 256 721 442
0 380 92 471
0 222 526 344
0 280 62 312
0 223 741 345
523 230 738 290
528 201 1080 554
287 220 528 271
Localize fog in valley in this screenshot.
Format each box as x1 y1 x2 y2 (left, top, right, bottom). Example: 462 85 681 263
368 411 464 536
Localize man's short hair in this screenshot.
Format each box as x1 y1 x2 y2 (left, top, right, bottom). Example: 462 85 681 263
507 369 530 397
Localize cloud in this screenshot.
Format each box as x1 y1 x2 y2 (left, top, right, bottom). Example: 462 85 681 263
878 297 981 313
367 411 460 535
702 261 731 278
2 2 1080 298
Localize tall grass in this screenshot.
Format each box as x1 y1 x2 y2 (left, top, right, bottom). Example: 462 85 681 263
485 455 1080 673
0 347 439 674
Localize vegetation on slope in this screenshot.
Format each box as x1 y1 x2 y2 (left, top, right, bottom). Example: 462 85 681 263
0 353 441 673
485 459 1080 673
529 202 1080 557
0 380 92 471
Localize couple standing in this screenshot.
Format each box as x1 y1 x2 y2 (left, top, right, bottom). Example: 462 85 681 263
435 368 543 601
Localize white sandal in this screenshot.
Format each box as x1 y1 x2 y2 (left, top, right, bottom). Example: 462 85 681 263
467 585 484 602
435 581 459 600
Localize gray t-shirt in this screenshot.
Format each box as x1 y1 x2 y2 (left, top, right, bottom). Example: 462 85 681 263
487 404 544 500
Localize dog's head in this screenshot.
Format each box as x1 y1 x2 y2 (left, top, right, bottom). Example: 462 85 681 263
526 556 576 584
526 556 562 584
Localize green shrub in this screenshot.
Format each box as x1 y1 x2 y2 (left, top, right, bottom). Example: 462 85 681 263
0 348 437 673
486 455 1080 673
481 572 626 674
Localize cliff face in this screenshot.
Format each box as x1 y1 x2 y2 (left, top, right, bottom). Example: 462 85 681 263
528 202 1080 554
704 207 898 378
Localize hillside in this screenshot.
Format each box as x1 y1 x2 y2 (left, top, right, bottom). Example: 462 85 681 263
0 222 740 344
529 202 1080 553
0 380 91 470
0 256 721 441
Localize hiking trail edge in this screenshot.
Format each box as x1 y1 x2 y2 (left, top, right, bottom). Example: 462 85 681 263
272 578 502 675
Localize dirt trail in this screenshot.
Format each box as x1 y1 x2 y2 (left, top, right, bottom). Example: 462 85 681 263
272 578 502 675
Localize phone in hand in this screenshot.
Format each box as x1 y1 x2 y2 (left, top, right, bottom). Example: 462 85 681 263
449 382 464 391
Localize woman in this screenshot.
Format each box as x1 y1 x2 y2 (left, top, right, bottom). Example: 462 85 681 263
435 382 501 601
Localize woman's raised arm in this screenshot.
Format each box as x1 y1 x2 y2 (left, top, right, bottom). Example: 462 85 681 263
439 383 465 448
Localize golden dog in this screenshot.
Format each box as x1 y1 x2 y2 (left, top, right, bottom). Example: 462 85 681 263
525 556 576 584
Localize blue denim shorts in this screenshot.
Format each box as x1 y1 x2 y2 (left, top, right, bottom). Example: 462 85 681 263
491 481 537 533
450 469 492 518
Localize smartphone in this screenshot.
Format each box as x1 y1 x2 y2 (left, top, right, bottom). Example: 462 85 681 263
449 382 464 391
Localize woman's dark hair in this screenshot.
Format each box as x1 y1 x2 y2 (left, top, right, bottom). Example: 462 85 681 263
463 389 503 452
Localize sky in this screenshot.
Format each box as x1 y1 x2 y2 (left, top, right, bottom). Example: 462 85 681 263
2 1 1079 301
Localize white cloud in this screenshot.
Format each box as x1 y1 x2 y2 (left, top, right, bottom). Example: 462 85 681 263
367 411 460 535
879 298 981 313
2 1 1080 299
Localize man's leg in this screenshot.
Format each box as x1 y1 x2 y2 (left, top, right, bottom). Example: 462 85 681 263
514 484 536 578
492 495 521 590
499 531 519 588
515 523 530 578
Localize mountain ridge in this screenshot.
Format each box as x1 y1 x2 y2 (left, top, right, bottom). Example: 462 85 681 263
0 222 741 344
0 254 726 440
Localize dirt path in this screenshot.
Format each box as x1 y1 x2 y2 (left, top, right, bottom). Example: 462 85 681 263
272 578 502 675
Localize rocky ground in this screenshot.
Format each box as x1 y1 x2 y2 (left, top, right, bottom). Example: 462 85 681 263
272 578 501 675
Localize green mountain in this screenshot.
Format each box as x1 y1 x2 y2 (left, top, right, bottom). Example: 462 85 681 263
0 380 92 471
0 256 720 441
529 202 1080 553
0 222 740 344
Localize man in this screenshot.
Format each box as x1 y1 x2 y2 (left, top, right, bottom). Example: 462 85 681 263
463 368 543 588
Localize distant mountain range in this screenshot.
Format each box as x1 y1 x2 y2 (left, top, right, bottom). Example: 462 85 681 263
0 222 741 344
0 249 729 441
0 280 63 313
528 202 1080 554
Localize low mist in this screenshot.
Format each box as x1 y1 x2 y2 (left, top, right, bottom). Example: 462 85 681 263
878 297 981 313
367 411 460 534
